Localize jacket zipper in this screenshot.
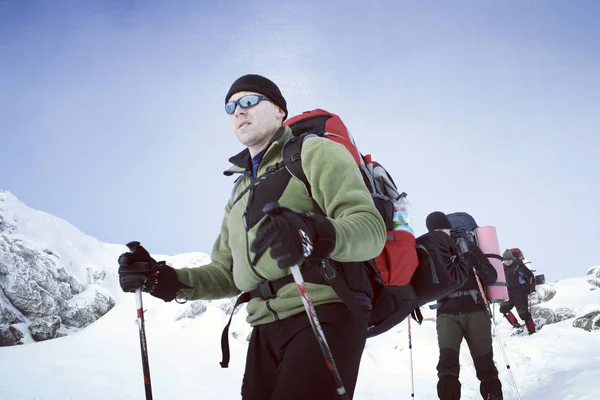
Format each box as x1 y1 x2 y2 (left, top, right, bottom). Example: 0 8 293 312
265 300 280 321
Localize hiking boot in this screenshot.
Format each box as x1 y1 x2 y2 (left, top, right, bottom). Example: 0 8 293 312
437 375 461 400
525 319 536 335
480 378 503 400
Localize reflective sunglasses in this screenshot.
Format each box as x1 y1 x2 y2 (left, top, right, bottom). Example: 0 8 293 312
225 94 270 114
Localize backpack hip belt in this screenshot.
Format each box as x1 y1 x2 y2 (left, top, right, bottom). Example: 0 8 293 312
219 260 369 368
430 289 480 309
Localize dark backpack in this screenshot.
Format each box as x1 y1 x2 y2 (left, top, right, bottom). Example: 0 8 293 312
411 231 470 306
447 212 478 232
447 212 479 249
282 109 470 336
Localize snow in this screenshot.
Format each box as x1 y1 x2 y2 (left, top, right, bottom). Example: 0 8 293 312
1 190 599 399
1 270 599 399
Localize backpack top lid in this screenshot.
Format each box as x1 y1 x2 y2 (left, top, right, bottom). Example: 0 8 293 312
446 212 478 231
509 247 524 260
282 109 363 166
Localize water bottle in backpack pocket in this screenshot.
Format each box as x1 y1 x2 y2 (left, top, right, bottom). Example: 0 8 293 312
392 193 414 234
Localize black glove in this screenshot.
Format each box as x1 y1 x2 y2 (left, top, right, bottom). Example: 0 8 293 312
118 241 190 302
251 203 336 269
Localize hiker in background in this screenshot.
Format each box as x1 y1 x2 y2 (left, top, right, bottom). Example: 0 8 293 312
117 74 386 399
426 212 503 400
500 250 536 335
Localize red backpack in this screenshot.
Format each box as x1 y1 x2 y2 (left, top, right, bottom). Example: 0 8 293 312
284 109 418 285
283 109 464 336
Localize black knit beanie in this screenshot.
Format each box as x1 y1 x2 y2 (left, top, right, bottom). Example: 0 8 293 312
225 74 288 120
426 211 452 232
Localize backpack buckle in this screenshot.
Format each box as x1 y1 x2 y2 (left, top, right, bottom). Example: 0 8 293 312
258 280 276 299
321 260 337 281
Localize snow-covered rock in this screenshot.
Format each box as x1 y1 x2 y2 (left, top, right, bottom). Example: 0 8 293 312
0 324 23 346
573 311 600 332
531 306 576 326
587 265 600 288
529 284 556 305
28 316 61 341
175 300 208 321
531 307 555 325
0 190 124 344
553 307 577 322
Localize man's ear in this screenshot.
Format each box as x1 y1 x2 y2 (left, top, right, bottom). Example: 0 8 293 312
275 106 285 119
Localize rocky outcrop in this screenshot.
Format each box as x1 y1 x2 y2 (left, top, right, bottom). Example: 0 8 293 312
175 301 208 321
1 239 83 319
532 307 555 325
28 316 61 341
532 306 577 326
529 285 556 305
0 190 119 345
60 292 115 328
0 325 24 346
586 266 600 289
554 307 577 323
573 311 600 332
175 298 240 321
0 236 115 335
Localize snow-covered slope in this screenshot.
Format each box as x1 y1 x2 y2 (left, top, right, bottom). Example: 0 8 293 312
1 189 599 399
1 264 599 399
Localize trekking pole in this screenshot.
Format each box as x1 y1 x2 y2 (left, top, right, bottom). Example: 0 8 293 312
126 241 153 400
290 265 350 400
492 303 496 337
407 317 415 398
473 268 521 400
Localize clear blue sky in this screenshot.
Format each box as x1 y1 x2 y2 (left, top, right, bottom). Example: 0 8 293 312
1 1 599 281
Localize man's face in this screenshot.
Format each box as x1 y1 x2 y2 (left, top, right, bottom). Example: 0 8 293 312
227 91 284 154
503 259 514 266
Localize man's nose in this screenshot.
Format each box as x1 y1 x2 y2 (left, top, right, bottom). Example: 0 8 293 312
234 104 246 116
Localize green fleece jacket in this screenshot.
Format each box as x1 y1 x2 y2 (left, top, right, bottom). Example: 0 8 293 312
175 126 386 326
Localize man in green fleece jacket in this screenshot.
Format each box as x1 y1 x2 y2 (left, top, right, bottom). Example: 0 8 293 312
118 74 386 399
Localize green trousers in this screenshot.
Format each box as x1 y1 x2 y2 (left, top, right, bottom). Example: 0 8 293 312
436 311 498 382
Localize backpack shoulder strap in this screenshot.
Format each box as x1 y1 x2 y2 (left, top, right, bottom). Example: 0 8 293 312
281 132 315 197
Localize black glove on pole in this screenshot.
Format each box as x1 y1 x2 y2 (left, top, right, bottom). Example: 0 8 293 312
250 202 335 268
125 241 153 400
118 240 188 302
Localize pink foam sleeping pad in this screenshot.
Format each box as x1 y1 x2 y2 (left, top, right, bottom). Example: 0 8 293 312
475 226 509 303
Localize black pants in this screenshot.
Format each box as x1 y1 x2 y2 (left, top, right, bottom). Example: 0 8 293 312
499 288 531 321
241 303 367 400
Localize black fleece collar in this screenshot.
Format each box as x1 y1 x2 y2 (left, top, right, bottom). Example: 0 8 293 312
224 126 287 175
